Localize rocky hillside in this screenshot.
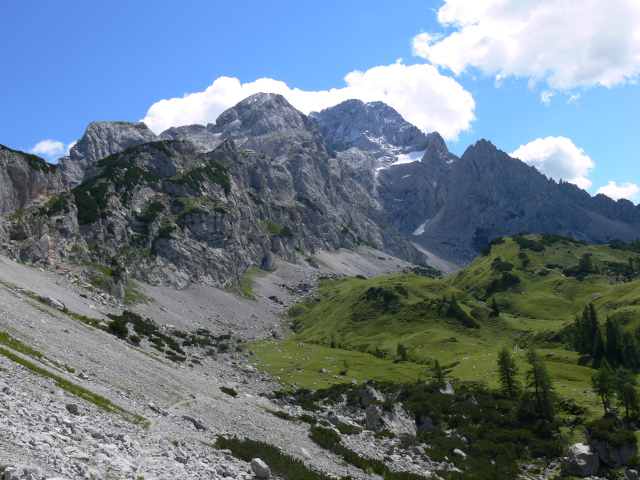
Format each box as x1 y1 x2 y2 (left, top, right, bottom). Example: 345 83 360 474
378 139 640 265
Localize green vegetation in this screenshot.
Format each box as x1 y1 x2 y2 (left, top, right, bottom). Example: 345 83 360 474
39 193 71 216
263 219 294 237
296 194 324 215
214 436 339 480
167 159 230 194
220 386 238 397
0 144 58 174
72 156 158 224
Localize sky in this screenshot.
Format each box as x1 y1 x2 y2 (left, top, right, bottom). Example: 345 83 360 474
1 1 639 202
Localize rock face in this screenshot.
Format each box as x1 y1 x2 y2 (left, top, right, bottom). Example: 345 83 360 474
310 99 428 166
58 121 158 187
52 94 424 288
561 443 599 477
365 403 417 436
586 432 638 467
0 145 84 266
379 139 640 265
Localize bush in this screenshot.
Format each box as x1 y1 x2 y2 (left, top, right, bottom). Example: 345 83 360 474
221 386 238 397
586 419 637 448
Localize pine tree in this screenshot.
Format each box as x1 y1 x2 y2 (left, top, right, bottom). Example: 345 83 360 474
497 346 519 399
605 316 622 365
434 359 444 382
490 297 500 317
615 367 640 419
397 343 408 362
592 357 616 415
522 349 556 420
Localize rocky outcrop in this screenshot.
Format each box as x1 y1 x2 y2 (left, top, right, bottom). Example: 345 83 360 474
58 121 158 187
586 431 638 467
365 403 417 437
0 145 85 267
310 99 428 166
561 443 599 477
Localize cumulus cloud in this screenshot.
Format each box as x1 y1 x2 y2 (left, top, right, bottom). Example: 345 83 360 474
510 136 595 189
141 63 476 140
596 181 640 201
29 140 75 162
412 0 640 90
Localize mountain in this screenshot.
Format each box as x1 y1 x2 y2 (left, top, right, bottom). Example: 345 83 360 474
58 121 158 187
310 99 429 166
378 139 640 265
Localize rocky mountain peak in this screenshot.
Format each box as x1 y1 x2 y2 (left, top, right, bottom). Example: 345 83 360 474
309 99 428 164
420 132 458 175
58 121 158 187
213 93 309 137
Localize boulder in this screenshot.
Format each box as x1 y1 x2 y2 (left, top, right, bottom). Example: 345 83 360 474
40 295 65 310
365 403 417 436
251 458 270 479
360 385 386 407
182 415 206 430
561 443 599 477
439 381 455 395
587 434 638 467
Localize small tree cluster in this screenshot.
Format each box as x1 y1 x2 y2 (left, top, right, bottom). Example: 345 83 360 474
570 304 640 369
592 358 640 419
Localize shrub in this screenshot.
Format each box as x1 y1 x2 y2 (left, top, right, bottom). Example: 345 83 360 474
586 419 637 448
221 386 238 397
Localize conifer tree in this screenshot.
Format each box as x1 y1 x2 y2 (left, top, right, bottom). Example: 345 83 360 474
592 357 616 415
435 359 444 382
497 346 519 399
616 367 640 419
490 297 500 317
522 349 556 420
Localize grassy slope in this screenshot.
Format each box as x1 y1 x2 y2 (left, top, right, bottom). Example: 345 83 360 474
276 235 640 411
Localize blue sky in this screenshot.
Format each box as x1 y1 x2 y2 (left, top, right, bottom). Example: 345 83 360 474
1 1 638 202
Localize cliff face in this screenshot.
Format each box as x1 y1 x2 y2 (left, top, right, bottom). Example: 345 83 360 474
0 145 84 266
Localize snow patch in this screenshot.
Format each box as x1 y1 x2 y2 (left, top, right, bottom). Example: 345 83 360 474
412 218 430 236
395 198 404 202
392 150 426 167
402 174 411 178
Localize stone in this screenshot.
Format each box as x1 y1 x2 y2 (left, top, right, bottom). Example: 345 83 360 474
65 403 79 415
464 395 478 407
182 415 206 431
251 458 270 479
452 448 467 460
365 403 417 436
360 385 386 407
299 447 312 459
561 443 599 477
439 381 455 395
39 295 65 310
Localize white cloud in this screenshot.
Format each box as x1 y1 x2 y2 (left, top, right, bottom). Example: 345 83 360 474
412 0 640 90
596 181 640 201
540 90 554 106
510 136 595 189
141 63 476 141
30 139 66 158
29 140 75 161
567 92 581 105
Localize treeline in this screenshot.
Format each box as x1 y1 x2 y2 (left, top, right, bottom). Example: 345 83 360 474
567 304 640 370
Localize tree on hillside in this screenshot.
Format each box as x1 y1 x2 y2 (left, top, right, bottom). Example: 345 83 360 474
489 297 500 317
397 343 408 362
520 349 556 420
592 357 616 415
434 359 444 382
605 316 622 365
497 346 519 399
615 368 640 419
